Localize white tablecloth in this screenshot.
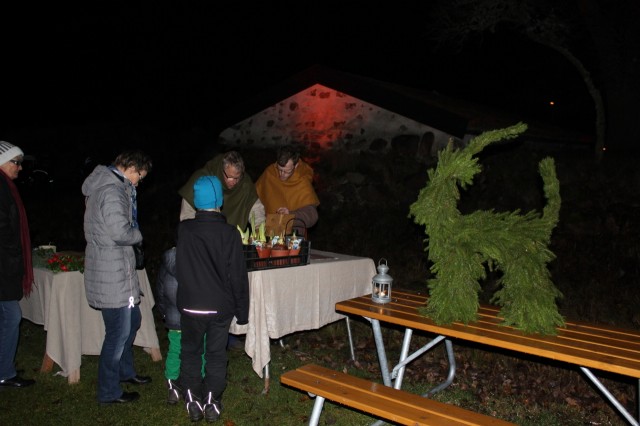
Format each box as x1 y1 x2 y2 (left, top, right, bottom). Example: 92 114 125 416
229 249 376 377
20 268 160 382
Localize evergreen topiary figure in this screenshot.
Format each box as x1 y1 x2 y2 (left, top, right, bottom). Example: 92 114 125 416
408 123 564 335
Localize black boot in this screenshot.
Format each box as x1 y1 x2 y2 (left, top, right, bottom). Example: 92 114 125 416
167 379 182 405
203 392 223 423
185 389 203 422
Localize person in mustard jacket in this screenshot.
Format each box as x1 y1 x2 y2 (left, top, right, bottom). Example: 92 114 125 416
255 145 320 236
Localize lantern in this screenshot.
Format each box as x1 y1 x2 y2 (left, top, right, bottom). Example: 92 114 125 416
372 258 393 304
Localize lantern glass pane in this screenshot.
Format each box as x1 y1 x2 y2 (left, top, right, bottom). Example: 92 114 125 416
372 281 391 303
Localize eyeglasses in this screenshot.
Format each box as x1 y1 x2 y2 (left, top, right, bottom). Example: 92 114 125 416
222 168 242 182
9 159 23 166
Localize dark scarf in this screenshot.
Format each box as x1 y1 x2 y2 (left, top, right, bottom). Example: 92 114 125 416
0 169 33 296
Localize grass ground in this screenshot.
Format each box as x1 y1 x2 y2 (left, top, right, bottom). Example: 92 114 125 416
1 307 632 425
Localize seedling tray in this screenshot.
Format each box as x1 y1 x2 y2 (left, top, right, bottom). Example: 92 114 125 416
243 241 311 271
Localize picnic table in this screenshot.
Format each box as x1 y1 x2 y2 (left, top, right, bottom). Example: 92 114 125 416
336 290 640 425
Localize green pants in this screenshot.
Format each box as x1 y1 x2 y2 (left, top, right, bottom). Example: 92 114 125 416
164 329 206 380
164 329 182 380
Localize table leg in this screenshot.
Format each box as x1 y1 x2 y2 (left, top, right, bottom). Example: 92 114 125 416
308 395 326 426
423 339 456 397
371 319 392 387
67 370 80 384
41 353 54 373
390 335 446 383
143 347 163 362
344 316 356 361
580 367 639 426
42 353 81 384
262 363 270 395
393 328 413 389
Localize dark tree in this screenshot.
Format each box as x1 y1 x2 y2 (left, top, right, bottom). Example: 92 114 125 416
426 0 640 161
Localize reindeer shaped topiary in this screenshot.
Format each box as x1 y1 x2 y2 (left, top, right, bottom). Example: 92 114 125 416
409 123 564 335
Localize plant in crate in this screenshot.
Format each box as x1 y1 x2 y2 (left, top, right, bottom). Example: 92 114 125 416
238 214 271 263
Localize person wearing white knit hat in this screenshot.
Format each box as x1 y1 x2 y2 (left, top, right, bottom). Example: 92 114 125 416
0 140 36 388
0 141 25 180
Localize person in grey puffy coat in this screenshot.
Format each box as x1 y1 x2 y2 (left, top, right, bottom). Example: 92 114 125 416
82 149 152 404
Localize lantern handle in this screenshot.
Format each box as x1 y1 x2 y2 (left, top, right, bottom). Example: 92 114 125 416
378 258 388 267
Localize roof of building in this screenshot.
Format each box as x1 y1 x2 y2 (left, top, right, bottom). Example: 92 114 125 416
216 64 469 138
217 64 592 146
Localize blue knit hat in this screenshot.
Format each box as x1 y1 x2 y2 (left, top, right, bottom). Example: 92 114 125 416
193 176 223 209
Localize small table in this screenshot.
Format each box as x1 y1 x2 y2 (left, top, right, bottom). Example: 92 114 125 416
336 290 640 426
229 249 375 390
20 268 162 384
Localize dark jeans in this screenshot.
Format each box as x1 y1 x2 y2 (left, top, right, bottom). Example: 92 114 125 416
0 300 21 380
97 305 141 402
179 313 231 401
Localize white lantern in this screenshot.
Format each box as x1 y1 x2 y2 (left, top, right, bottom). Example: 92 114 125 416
371 258 393 304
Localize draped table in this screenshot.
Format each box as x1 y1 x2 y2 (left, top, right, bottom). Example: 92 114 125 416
20 267 162 384
229 249 376 390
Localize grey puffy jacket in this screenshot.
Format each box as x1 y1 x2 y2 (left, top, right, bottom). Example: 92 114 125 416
82 165 142 309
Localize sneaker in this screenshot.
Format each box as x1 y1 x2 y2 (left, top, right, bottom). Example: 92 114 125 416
167 379 182 405
185 390 203 422
203 393 222 423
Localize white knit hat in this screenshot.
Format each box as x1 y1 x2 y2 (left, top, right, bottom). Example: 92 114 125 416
0 141 24 166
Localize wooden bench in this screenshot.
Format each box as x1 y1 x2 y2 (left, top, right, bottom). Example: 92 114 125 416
280 364 515 426
336 291 640 426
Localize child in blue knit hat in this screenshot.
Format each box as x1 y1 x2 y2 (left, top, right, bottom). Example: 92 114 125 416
175 176 249 422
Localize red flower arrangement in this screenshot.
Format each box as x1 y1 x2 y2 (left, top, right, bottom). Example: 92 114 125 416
46 253 85 273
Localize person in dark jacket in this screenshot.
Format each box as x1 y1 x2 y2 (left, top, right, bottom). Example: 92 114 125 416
157 249 209 406
156 246 183 404
0 141 36 388
176 175 249 422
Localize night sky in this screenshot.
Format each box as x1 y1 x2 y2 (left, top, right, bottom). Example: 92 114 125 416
3 3 593 140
